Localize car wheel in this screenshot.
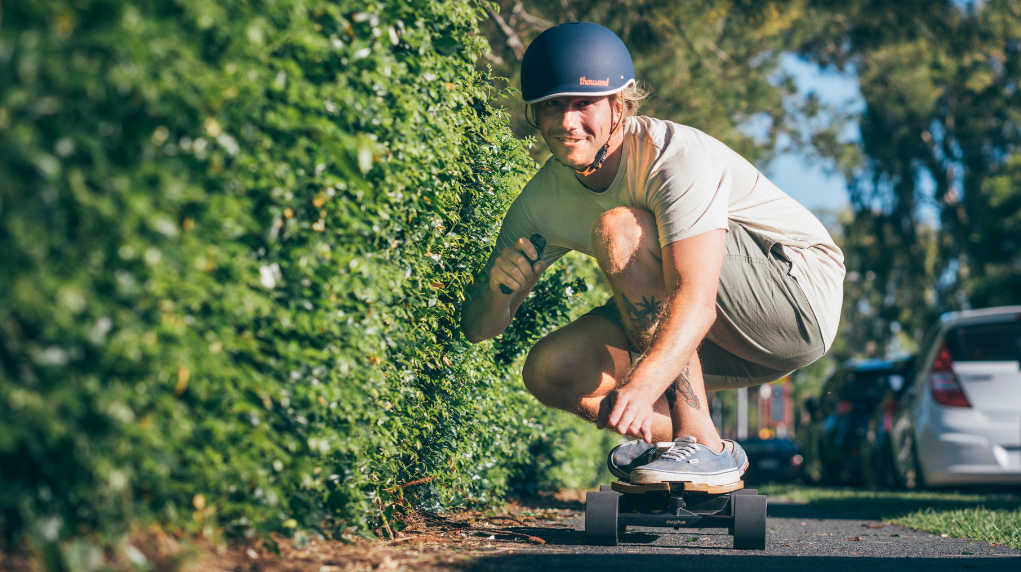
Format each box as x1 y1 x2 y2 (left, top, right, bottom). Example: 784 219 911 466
880 439 899 489
861 439 879 489
896 435 924 490
910 441 925 490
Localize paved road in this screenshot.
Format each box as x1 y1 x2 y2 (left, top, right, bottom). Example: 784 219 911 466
466 499 1021 571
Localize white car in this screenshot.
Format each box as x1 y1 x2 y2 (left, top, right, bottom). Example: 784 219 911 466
890 306 1021 487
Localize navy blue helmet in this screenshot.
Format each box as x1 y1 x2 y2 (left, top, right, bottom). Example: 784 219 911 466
521 22 636 104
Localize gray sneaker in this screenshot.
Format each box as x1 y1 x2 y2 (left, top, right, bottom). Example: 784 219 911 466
606 440 659 481
723 439 749 476
629 437 741 486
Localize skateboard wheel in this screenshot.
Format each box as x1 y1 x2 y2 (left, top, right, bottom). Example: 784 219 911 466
585 490 621 546
732 493 767 550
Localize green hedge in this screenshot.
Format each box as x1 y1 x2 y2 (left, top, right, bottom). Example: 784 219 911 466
0 0 613 557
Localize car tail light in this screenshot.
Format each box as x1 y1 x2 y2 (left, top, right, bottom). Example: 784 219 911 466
790 454 803 467
930 341 971 407
835 400 853 414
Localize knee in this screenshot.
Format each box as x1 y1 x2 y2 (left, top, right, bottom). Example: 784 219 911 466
522 339 590 408
590 207 659 274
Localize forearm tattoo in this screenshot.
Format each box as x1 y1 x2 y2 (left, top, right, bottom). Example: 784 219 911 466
664 365 700 411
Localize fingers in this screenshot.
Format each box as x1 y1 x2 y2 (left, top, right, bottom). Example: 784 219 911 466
626 416 644 441
641 418 653 444
492 242 543 294
607 393 626 428
596 394 612 430
615 404 637 437
516 236 539 263
605 392 654 442
491 260 526 294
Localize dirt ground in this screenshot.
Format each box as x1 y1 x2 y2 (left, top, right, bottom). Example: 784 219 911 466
6 489 1021 572
0 492 585 572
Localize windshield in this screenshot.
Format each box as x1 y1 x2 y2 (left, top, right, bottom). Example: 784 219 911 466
946 320 1021 362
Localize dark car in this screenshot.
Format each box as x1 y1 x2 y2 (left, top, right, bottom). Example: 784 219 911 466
860 356 917 489
802 356 915 485
738 438 804 484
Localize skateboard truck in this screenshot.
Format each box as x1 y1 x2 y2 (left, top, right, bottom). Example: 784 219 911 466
585 479 767 549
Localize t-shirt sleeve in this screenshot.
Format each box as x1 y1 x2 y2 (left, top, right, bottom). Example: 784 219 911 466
644 147 731 247
481 192 571 278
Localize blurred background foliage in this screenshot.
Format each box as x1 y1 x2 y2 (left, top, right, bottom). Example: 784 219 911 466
803 0 1021 357
2 0 1021 566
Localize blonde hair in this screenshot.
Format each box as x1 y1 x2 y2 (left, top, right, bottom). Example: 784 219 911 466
615 81 650 118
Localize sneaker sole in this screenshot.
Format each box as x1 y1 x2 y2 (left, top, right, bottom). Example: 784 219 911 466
630 467 741 487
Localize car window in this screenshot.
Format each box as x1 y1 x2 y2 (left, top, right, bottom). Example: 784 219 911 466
945 320 1021 362
740 440 795 454
817 369 845 410
840 371 890 402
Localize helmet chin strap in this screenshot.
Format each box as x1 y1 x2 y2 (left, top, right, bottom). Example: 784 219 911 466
573 143 610 177
559 101 622 177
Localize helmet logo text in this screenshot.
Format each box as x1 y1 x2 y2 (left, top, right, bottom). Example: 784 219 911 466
579 77 610 87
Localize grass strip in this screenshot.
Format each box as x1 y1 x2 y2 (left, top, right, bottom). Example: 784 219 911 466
761 485 1021 549
896 507 1021 550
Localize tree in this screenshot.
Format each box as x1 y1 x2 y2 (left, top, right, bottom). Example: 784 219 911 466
802 0 1021 354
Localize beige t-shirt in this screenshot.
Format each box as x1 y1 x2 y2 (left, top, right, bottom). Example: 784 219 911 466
484 116 845 349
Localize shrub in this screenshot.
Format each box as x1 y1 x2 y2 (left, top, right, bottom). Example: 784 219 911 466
0 0 608 555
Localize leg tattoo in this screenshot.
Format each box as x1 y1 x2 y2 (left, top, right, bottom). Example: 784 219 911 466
620 293 665 328
664 365 700 411
619 293 666 351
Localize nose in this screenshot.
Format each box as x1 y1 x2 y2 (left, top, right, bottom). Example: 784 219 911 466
558 106 582 132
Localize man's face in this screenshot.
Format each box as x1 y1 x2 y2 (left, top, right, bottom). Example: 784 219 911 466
535 95 617 170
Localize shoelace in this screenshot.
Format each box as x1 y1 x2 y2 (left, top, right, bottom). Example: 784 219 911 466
659 437 700 461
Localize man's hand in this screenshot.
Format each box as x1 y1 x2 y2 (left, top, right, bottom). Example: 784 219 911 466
489 237 546 295
597 383 659 443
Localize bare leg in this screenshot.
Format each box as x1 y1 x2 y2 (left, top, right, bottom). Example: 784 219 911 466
591 207 723 452
522 315 676 442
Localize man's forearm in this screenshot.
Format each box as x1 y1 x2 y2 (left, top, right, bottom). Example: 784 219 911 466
625 288 716 397
461 288 514 343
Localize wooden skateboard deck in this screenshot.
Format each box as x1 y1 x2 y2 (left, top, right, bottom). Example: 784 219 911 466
611 480 744 495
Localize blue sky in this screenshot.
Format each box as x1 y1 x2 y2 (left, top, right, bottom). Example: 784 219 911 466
761 54 864 216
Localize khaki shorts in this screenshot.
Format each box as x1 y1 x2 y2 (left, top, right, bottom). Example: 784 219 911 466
585 221 826 391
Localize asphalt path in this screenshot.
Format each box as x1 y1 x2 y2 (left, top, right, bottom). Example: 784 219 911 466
466 498 1021 572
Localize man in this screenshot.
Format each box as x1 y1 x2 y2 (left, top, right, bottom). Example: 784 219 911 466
461 22 843 487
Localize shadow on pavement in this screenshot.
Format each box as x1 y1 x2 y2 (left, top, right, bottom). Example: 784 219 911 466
465 554 1016 571
767 502 865 520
